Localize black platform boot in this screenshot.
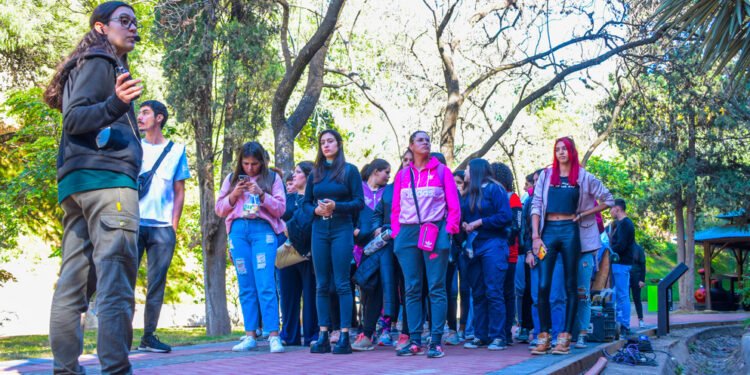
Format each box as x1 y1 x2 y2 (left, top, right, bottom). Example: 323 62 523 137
310 331 331 353
333 331 352 354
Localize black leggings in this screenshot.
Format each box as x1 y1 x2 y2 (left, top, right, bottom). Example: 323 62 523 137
538 220 580 334
630 281 644 320
446 262 459 331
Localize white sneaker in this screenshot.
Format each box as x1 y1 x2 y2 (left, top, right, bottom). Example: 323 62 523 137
639 320 645 329
269 336 285 353
232 336 257 351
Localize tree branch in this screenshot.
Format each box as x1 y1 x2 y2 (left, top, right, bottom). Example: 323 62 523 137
458 31 663 169
274 0 292 72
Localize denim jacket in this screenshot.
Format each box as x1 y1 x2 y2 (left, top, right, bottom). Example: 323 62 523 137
531 167 614 252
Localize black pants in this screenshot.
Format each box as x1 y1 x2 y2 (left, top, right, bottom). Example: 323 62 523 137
279 260 318 346
504 261 516 340
538 220 580 334
521 263 534 330
137 225 177 336
630 280 644 320
446 261 459 331
394 253 408 329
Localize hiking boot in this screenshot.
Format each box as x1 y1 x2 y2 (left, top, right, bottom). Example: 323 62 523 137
531 332 551 355
232 335 257 352
396 341 424 356
427 343 445 358
516 328 530 343
352 333 375 351
574 335 587 349
138 334 172 353
551 332 572 355
395 334 410 351
463 338 489 349
444 330 461 345
488 338 507 351
310 331 331 354
332 331 352 354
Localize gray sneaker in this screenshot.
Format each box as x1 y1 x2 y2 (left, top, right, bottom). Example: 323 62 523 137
444 330 461 345
488 338 507 351
574 335 587 349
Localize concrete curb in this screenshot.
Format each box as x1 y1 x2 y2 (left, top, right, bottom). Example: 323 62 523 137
532 318 748 375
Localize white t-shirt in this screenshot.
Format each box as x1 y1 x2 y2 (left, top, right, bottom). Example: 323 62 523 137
139 140 191 227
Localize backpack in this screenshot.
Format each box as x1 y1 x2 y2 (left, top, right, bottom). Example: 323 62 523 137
286 195 313 256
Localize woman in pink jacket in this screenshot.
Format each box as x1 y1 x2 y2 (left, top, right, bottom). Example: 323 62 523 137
215 142 287 354
391 130 461 358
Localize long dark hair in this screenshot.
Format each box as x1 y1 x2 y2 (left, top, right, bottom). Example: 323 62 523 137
398 148 413 172
313 129 346 183
466 158 493 213
229 142 275 193
44 1 133 110
297 161 314 178
361 158 390 182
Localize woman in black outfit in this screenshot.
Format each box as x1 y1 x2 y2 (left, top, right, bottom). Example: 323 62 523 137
307 130 364 354
279 161 318 346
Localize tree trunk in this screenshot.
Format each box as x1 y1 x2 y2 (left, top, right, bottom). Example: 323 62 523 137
674 195 690 311
273 121 296 174
680 117 698 311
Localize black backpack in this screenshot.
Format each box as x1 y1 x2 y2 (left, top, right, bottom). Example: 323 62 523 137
286 197 313 257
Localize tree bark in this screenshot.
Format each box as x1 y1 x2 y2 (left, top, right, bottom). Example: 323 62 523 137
680 117 698 311
674 195 690 311
271 0 345 173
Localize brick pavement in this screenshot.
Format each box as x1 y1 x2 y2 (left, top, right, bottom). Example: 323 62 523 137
2 311 748 375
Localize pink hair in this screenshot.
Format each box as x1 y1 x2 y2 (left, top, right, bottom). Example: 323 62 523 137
550 137 580 186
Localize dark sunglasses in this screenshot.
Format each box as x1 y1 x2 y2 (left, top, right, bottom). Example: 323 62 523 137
110 15 138 29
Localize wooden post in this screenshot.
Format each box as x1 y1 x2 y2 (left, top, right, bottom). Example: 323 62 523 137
703 243 712 311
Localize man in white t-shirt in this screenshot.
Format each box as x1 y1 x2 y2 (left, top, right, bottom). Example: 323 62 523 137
135 100 190 353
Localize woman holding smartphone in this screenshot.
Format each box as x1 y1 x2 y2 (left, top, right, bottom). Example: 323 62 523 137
529 137 613 355
216 142 287 353
306 129 365 354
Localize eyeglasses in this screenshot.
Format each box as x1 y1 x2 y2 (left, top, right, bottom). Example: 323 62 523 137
110 15 138 29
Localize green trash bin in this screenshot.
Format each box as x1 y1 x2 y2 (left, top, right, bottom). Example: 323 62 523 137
647 285 658 312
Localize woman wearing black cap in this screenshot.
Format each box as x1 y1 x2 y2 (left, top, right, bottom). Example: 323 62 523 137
45 2 143 374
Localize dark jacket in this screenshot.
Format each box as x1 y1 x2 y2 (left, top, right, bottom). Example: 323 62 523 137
610 217 635 266
283 192 313 256
304 162 365 221
58 49 142 181
520 193 533 254
630 243 646 284
372 184 394 231
460 182 512 245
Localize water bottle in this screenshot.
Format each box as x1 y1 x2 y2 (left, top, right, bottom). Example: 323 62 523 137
463 231 478 259
364 229 391 255
242 192 260 217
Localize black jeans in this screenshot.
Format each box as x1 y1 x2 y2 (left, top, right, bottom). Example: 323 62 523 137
311 217 354 329
538 220 580 334
446 261 459 331
504 261 516 340
137 225 177 336
279 260 318 346
521 263 534 330
630 280 644 320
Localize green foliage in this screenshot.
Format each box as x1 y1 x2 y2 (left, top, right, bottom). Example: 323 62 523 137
0 88 62 256
295 107 351 152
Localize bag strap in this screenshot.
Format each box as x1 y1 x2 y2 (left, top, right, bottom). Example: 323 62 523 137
409 168 423 225
147 141 174 175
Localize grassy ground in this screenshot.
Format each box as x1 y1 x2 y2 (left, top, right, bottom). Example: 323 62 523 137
0 327 244 361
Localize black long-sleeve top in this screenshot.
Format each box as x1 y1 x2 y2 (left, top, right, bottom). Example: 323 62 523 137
460 182 512 245
610 216 635 265
630 243 646 283
304 162 365 220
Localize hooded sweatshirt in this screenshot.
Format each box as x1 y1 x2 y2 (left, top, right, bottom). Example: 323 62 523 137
390 157 461 238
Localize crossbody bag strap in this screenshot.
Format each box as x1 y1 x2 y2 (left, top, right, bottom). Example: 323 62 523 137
409 168 422 225
148 141 174 175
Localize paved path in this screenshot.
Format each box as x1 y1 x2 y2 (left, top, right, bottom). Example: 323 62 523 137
3 312 748 375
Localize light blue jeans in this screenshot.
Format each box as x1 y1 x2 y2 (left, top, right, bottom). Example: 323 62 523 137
612 263 632 328
229 219 280 333
574 252 595 338
531 255 566 337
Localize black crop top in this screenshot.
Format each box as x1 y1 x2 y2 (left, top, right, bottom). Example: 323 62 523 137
547 177 579 214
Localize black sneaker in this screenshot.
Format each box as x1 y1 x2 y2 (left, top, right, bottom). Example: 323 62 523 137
427 343 445 358
396 341 425 356
138 335 171 353
488 338 507 351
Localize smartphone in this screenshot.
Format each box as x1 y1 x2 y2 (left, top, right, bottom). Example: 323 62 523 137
238 174 249 183
538 244 547 260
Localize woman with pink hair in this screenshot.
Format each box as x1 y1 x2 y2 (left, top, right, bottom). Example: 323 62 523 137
529 137 614 355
